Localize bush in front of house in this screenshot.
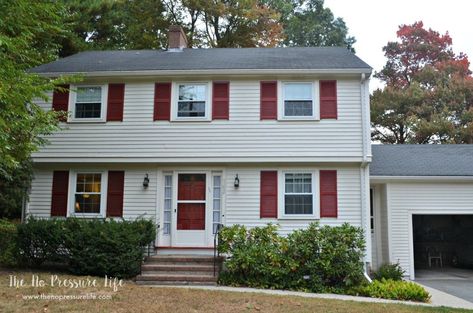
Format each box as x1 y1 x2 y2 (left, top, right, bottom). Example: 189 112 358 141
357 279 430 302
372 262 405 281
16 218 68 266
218 224 298 290
0 219 18 267
16 217 155 278
218 222 366 293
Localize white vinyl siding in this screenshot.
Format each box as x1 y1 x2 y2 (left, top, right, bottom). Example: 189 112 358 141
27 167 157 221
386 182 473 278
33 79 363 163
224 166 362 236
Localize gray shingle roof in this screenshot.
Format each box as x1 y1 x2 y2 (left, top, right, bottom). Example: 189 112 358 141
371 145 473 176
30 47 371 74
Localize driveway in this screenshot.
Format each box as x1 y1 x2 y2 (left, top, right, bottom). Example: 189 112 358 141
415 268 473 304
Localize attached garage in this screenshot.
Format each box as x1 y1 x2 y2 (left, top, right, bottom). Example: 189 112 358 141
370 145 473 280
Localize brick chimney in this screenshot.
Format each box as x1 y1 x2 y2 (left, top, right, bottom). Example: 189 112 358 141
168 25 188 50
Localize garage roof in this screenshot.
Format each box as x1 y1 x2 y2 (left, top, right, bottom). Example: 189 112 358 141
29 47 372 75
371 145 473 176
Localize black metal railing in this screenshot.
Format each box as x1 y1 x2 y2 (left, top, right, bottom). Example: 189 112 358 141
213 223 224 276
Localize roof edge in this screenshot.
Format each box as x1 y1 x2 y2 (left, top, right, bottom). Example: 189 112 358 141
33 68 373 78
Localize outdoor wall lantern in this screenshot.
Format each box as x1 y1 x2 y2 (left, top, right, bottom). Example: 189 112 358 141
234 174 240 188
143 174 150 188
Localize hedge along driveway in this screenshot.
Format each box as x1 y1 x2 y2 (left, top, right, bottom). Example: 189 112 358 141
1 270 471 313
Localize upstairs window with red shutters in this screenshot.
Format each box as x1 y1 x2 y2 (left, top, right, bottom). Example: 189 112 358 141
174 83 210 120
281 82 316 119
71 85 107 122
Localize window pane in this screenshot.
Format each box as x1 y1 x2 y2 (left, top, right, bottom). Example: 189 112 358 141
165 175 172 187
76 87 102 103
75 102 101 118
163 223 170 235
75 194 101 213
213 199 220 211
164 199 171 211
284 84 312 100
177 101 206 117
164 211 171 222
284 100 313 116
76 174 101 193
285 173 311 193
213 211 220 222
284 195 313 214
165 187 172 199
179 85 206 101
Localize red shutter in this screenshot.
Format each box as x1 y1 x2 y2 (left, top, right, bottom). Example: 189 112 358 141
51 171 69 217
107 83 125 121
260 171 278 218
52 84 69 122
320 80 337 119
260 81 277 120
320 170 338 218
154 82 172 121
212 81 229 120
107 171 125 217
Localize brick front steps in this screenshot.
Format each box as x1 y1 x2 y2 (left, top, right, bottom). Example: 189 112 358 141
136 255 223 286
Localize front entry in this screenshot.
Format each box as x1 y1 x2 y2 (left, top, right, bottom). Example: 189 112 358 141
172 173 211 247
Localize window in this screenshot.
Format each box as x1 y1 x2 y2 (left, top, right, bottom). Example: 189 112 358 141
163 174 173 235
177 84 207 118
74 86 104 119
74 173 102 214
284 173 313 215
212 175 222 234
282 83 314 118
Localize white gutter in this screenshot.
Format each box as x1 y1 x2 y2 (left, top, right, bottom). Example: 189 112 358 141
360 73 372 166
35 68 373 78
360 73 373 282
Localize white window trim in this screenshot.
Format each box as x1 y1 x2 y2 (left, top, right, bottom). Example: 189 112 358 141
67 170 108 218
278 169 320 219
68 84 108 123
171 82 212 122
278 81 320 121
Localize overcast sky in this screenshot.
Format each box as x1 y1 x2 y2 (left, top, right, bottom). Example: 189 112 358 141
324 0 473 91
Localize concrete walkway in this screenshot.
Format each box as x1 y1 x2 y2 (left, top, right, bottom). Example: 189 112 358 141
151 284 473 310
416 283 473 310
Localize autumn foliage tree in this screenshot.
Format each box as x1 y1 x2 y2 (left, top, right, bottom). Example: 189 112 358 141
372 21 473 144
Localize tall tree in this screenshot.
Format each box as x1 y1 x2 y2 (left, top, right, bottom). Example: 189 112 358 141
59 0 169 56
165 0 284 48
371 21 473 144
0 0 73 218
267 0 356 51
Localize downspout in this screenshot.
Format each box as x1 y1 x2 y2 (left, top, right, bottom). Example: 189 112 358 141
360 73 372 283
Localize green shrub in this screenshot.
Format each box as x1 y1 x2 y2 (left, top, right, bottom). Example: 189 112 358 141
0 219 18 266
63 218 155 278
16 217 155 278
372 262 405 281
17 218 67 266
358 279 430 302
218 222 365 293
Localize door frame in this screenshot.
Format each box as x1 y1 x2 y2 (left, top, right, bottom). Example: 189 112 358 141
156 168 225 248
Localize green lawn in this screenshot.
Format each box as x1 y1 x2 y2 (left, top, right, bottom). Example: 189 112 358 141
0 270 470 313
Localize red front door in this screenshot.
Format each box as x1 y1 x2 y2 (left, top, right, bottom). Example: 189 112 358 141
177 174 206 230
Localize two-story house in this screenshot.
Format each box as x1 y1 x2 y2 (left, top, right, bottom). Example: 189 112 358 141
28 27 473 283
28 26 372 278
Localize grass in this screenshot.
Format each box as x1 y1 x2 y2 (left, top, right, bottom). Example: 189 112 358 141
0 270 470 313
